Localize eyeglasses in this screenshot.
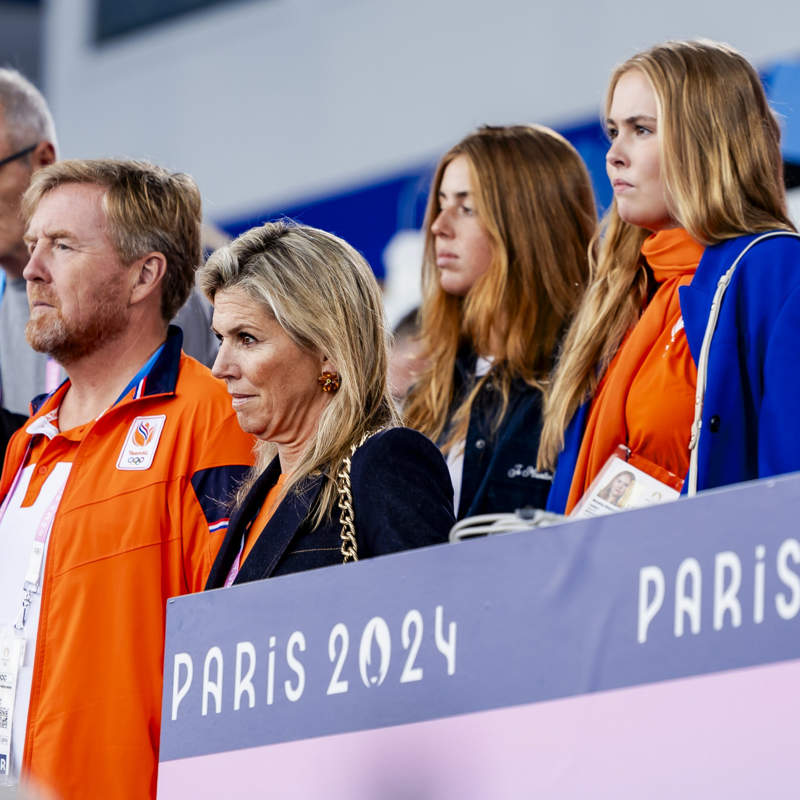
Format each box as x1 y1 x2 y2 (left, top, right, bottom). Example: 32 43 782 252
0 143 36 169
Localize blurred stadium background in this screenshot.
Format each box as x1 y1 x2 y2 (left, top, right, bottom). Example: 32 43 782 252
1 0 798 324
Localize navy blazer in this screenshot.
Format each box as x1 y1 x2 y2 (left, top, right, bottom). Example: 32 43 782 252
450 349 551 519
206 427 454 587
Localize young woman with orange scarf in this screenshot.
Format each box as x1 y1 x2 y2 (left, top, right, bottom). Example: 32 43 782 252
540 40 800 513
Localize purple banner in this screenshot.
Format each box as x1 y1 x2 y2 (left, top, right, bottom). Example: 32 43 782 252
159 473 800 796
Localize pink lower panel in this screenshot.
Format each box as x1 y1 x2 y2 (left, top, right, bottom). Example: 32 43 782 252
158 658 800 799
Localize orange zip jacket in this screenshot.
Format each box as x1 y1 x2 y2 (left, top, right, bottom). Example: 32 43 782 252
0 328 254 800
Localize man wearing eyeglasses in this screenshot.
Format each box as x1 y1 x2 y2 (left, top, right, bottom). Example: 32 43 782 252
0 69 58 423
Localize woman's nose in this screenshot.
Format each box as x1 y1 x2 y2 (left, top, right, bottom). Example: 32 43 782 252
211 341 234 380
430 208 452 237
606 137 628 168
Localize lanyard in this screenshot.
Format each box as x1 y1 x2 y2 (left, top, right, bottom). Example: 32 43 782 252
0 442 65 633
113 343 165 406
1 345 165 622
15 484 65 631
224 475 286 586
224 548 244 587
224 520 258 587
0 344 164 524
0 444 54 780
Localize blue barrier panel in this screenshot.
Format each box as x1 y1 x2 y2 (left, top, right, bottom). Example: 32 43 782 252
158 472 800 797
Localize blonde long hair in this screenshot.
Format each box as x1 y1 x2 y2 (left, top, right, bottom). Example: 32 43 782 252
199 221 400 525
404 125 596 450
538 39 796 470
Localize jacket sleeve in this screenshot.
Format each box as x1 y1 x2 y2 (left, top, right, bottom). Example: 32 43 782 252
181 415 254 592
349 427 454 555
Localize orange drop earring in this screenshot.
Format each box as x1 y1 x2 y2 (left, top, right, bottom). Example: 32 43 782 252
318 371 341 393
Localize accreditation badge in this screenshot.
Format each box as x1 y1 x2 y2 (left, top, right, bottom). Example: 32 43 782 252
0 625 25 782
571 444 682 519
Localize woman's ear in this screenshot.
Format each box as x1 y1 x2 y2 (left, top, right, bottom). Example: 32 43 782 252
320 354 338 375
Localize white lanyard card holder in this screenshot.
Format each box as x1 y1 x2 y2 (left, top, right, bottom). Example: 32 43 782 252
0 626 25 782
571 444 682 519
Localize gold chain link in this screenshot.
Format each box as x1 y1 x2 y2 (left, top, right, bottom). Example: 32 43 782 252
336 429 382 563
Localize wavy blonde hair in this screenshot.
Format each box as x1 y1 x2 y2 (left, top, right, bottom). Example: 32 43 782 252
199 220 399 525
538 39 795 470
404 125 596 450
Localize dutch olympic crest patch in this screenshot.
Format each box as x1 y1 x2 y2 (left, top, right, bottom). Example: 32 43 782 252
116 415 166 471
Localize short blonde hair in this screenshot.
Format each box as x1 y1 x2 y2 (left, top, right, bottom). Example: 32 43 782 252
199 220 400 522
23 158 201 321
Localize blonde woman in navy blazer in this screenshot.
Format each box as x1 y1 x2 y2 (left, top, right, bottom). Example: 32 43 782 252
202 221 453 587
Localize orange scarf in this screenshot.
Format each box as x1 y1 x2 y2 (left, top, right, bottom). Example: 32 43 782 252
565 228 704 513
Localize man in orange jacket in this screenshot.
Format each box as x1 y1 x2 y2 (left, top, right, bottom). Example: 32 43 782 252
0 159 254 799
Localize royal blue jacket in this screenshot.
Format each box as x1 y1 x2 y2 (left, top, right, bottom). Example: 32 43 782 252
548 231 800 513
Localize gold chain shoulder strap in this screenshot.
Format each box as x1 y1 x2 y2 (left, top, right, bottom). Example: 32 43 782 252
336 428 383 563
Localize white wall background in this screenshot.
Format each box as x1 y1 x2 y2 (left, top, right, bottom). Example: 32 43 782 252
44 0 800 223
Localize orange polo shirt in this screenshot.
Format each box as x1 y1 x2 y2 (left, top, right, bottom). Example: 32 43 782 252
0 336 255 800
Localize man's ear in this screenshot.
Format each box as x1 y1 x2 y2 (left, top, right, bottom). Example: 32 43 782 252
31 140 56 170
129 252 167 307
